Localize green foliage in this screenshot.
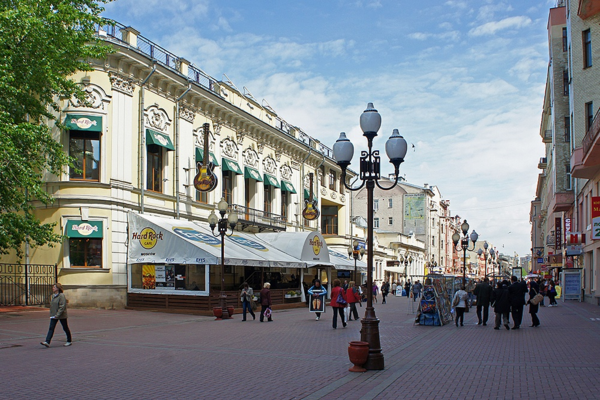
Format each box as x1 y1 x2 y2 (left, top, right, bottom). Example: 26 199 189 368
0 0 112 257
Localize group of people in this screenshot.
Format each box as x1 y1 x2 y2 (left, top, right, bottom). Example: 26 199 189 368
308 279 363 329
457 276 553 330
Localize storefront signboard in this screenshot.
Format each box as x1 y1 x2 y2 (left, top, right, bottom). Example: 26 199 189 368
563 270 582 301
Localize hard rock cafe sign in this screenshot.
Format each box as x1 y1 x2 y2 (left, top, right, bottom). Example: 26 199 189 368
309 235 322 256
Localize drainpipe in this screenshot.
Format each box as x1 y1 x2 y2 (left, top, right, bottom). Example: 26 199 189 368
300 146 312 231
175 81 192 219
139 63 157 214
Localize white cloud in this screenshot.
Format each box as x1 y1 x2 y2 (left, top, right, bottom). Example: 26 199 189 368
408 31 460 41
469 16 532 36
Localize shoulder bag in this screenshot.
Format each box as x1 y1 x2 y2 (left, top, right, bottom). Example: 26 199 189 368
337 289 347 305
530 289 543 306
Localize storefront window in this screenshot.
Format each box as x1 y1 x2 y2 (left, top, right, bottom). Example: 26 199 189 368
69 238 102 268
147 144 163 192
130 264 206 291
69 131 100 181
321 206 338 235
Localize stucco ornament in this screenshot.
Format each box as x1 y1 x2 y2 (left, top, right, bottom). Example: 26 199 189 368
108 72 134 96
145 105 172 133
69 84 110 110
243 148 259 167
280 165 293 181
257 143 264 155
263 156 277 175
180 107 195 123
236 130 245 145
221 138 238 159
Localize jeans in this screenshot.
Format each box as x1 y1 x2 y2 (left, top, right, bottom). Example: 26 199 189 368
45 318 72 343
455 307 466 326
242 300 255 320
531 311 540 326
332 307 345 328
495 312 510 328
382 293 388 303
548 293 557 305
476 302 490 324
349 303 359 320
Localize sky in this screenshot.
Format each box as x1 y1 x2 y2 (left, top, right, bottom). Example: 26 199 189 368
102 0 557 259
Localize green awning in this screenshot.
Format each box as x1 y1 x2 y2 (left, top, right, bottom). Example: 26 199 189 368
263 174 280 188
65 220 103 239
222 158 242 175
195 148 219 166
304 188 317 201
64 114 102 132
146 129 175 151
244 167 262 182
281 181 297 194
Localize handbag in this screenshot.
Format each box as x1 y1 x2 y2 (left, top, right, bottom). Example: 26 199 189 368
337 291 347 305
263 307 271 319
530 289 543 305
452 295 460 307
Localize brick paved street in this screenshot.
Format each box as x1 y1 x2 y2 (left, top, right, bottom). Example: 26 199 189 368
2 294 600 399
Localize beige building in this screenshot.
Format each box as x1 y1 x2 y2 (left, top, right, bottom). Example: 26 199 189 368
2 20 358 310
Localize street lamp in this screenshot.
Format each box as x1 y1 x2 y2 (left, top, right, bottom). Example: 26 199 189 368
428 255 438 274
477 242 495 279
348 240 365 284
208 198 239 319
333 102 408 370
400 254 413 280
452 219 478 286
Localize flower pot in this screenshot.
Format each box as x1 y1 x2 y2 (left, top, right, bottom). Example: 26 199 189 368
227 306 235 318
348 341 369 372
213 307 223 320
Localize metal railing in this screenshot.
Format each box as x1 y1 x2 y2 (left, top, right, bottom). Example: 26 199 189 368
583 108 600 157
231 204 287 231
0 264 57 306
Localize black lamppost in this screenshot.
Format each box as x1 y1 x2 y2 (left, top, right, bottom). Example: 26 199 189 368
348 240 365 284
477 242 495 279
428 255 438 274
208 198 238 319
452 220 478 286
400 254 413 280
333 102 408 370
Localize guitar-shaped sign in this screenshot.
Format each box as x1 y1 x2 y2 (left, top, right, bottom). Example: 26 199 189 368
193 123 218 192
302 173 320 221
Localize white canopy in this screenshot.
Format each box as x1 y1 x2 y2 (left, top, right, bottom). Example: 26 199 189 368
328 249 367 271
257 231 333 267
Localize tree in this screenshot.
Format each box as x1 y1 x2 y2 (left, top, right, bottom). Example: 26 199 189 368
0 0 111 257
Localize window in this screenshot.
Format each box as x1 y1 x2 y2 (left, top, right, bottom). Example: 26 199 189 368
374 218 379 228
388 199 393 208
69 131 100 181
563 69 569 96
281 191 288 220
563 27 568 52
329 170 336 191
147 145 163 192
586 102 594 132
583 29 592 68
321 206 338 235
69 238 102 268
320 165 326 187
264 185 272 214
388 217 393 225
374 199 379 211
565 116 571 142
566 164 572 190
432 236 435 246
222 171 232 205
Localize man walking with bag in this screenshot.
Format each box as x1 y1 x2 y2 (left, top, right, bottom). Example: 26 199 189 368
473 277 493 326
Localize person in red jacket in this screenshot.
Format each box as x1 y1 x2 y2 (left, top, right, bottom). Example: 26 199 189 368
330 279 347 329
347 281 361 321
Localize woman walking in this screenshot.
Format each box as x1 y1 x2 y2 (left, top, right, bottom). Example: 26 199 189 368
347 281 361 321
452 286 469 327
41 283 72 347
240 282 255 321
330 279 347 329
547 280 558 306
307 279 327 321
527 279 541 327
259 282 273 322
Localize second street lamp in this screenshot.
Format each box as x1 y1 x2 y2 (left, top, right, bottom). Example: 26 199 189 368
452 219 478 286
477 242 495 279
333 102 408 370
208 198 239 320
348 240 365 284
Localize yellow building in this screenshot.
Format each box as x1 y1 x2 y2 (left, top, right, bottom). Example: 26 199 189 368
3 20 357 310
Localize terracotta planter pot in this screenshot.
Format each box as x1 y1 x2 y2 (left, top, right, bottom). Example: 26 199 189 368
227 306 235 318
213 307 223 320
348 341 369 372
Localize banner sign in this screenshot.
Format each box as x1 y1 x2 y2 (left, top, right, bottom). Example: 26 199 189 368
563 271 582 300
555 217 562 251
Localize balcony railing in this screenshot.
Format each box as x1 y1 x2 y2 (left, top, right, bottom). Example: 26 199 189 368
542 130 552 143
583 108 600 156
231 204 287 231
538 157 547 169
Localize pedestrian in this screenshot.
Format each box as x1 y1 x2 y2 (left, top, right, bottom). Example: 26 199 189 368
259 282 273 322
347 281 361 321
548 280 558 306
412 280 422 302
452 286 469 327
404 280 411 297
308 279 327 321
373 282 379 303
330 279 347 329
539 279 547 307
40 283 72 348
343 280 349 290
527 279 541 327
491 280 511 330
240 282 256 321
473 277 493 326
508 276 527 329
391 281 397 295
381 281 390 304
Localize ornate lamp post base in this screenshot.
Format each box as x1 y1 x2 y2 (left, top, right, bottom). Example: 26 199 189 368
360 311 384 370
220 292 230 319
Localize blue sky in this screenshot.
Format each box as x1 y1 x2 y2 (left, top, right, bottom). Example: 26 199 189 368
102 0 556 259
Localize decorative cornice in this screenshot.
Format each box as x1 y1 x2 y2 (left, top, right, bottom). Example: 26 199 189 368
109 72 134 96
180 106 195 123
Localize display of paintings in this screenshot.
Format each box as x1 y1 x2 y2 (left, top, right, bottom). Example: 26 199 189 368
309 289 326 313
155 265 175 289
